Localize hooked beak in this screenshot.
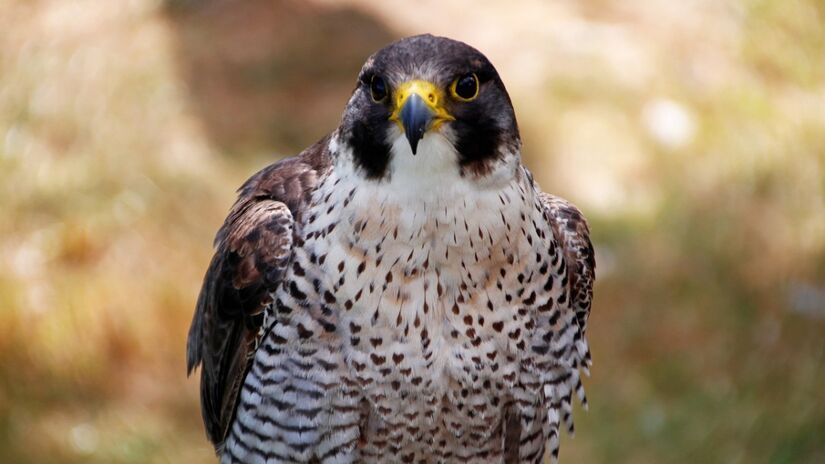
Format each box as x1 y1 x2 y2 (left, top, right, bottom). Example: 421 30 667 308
389 80 454 155
399 94 431 155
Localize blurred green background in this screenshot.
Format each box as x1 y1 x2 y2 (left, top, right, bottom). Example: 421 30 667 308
1 0 824 463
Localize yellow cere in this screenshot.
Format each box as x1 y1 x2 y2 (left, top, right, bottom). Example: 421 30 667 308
389 80 455 130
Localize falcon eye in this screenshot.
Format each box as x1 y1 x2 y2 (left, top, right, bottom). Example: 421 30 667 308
451 73 479 101
370 75 388 102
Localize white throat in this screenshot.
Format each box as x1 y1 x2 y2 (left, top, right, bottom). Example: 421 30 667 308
324 132 530 261
385 128 467 201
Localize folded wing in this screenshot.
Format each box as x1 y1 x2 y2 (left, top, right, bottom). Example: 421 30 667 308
186 139 330 449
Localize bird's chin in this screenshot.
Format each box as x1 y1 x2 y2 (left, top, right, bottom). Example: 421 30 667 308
394 130 455 159
391 124 455 157
388 129 459 177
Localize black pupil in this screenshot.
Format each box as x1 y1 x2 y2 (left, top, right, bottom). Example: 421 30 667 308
456 74 477 98
371 76 387 100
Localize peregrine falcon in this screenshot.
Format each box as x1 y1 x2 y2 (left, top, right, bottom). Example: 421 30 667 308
187 34 595 464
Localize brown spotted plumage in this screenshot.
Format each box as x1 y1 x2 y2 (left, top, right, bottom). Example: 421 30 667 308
187 34 595 463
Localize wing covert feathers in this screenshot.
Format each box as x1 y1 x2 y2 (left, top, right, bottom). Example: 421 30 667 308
186 137 330 449
538 193 596 461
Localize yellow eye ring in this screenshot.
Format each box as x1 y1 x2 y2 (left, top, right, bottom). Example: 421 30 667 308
450 73 479 102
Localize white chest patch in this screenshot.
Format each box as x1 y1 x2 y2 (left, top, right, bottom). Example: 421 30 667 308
301 135 551 416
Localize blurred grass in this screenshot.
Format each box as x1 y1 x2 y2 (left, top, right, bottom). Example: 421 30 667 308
1 0 823 463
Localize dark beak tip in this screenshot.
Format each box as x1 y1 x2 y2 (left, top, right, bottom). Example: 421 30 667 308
400 93 434 155
406 131 423 156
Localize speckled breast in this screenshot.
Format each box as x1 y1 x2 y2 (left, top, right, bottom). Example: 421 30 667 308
296 171 556 462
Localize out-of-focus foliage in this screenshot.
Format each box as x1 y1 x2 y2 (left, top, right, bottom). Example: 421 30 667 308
1 0 823 463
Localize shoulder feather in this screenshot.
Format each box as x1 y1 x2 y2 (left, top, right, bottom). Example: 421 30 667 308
540 193 595 336
537 191 596 448
186 136 331 449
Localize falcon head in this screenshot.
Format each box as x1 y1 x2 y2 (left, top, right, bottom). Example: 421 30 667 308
338 34 520 181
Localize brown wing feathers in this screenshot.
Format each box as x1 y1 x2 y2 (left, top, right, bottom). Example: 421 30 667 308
186 138 330 449
540 192 595 360
188 199 294 446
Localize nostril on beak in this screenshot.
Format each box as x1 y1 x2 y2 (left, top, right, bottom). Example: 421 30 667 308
399 93 435 155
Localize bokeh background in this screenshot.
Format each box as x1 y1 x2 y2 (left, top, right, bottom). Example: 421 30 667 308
1 0 824 462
